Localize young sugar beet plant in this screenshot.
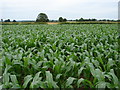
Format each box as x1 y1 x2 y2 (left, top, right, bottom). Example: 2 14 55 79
1 24 120 89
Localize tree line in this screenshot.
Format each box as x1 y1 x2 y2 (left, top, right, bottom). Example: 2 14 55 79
1 13 119 22
35 13 118 22
1 19 16 22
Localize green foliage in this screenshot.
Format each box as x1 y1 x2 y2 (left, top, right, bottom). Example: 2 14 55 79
59 17 64 22
59 17 67 22
1 24 120 89
36 13 49 22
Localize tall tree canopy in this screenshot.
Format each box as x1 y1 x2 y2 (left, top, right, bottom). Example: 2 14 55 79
36 13 49 22
59 17 67 22
4 19 10 22
59 17 64 22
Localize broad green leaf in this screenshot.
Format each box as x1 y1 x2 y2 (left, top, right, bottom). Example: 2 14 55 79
3 65 12 74
109 69 119 87
96 81 107 88
94 69 105 81
0 85 3 90
56 74 62 80
65 77 76 88
92 59 99 68
23 75 33 88
10 75 19 84
46 71 58 88
3 73 10 84
107 58 115 70
78 67 84 76
30 71 42 88
11 83 21 88
77 78 84 88
33 71 41 81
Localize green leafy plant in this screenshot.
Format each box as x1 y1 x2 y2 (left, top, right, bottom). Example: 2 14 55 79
1 24 119 89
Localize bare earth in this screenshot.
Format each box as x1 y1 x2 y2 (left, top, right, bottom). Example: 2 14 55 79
47 22 59 24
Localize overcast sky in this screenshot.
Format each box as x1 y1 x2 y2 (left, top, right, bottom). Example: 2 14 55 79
0 0 119 20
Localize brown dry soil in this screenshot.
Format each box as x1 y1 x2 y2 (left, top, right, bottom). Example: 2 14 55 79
47 22 59 24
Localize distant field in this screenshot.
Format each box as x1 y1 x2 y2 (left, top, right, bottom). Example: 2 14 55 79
1 22 47 25
1 24 120 89
0 21 119 25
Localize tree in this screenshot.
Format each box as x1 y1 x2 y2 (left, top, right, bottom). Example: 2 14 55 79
4 19 10 22
63 18 67 22
13 20 16 22
1 19 3 22
91 19 97 21
102 19 107 21
58 17 67 22
76 19 79 21
36 13 49 22
79 18 84 21
59 17 64 22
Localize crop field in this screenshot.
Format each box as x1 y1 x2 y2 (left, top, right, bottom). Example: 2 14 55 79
1 24 120 89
